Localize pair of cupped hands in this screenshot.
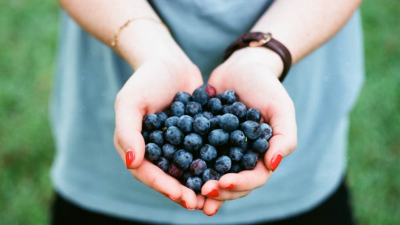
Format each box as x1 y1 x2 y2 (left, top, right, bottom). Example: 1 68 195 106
113 46 297 216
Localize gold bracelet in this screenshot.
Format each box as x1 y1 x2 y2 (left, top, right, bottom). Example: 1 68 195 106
111 17 169 49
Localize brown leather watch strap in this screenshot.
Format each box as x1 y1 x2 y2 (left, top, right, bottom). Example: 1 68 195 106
224 32 292 82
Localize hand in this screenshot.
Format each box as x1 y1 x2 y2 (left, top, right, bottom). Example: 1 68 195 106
113 56 206 210
203 47 298 202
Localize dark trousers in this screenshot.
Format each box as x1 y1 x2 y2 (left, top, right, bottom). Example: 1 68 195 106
51 179 356 225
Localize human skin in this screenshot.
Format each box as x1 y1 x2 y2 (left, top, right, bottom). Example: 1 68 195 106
59 0 362 217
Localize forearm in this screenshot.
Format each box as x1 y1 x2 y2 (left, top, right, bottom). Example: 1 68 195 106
58 0 187 70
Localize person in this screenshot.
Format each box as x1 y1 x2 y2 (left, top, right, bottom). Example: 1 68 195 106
50 0 364 224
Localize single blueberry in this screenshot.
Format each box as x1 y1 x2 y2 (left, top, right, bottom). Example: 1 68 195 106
251 137 269 153
162 143 178 159
192 87 210 106
165 126 184 145
200 144 218 162
155 157 170 172
164 116 179 127
230 130 247 150
190 159 207 175
228 147 244 162
219 113 239 132
178 115 194 133
246 108 261 123
202 168 221 183
222 90 238 104
170 101 185 117
207 98 222 115
222 104 231 114
230 163 243 173
143 114 161 131
193 113 205 119
174 92 192 105
183 133 203 152
149 130 164 147
168 163 183 178
156 111 168 127
230 102 247 119
202 111 214 119
173 149 193 170
193 117 210 135
141 130 149 143
209 117 220 130
241 121 262 140
214 156 232 174
145 143 162 161
260 123 273 140
208 129 229 146
186 101 202 116
186 177 203 193
200 84 217 98
241 152 258 170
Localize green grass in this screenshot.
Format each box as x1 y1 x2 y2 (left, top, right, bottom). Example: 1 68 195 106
0 0 399 224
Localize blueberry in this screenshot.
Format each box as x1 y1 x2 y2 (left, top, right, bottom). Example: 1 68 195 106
145 143 162 161
214 156 232 174
202 168 221 183
168 163 184 178
143 114 161 131
219 113 239 132
186 101 202 116
230 130 247 150
193 117 210 135
260 123 273 140
178 115 194 133
165 126 184 145
246 108 261 123
230 163 243 173
155 157 170 172
156 111 168 127
215 93 224 101
241 121 262 140
209 117 220 130
173 149 193 170
228 147 244 162
251 137 269 153
207 98 222 115
170 101 185 117
222 104 231 114
186 177 203 193
162 143 178 159
183 133 203 152
194 113 205 119
192 88 210 106
141 130 149 143
241 152 258 170
149 130 164 147
230 102 247 119
208 129 229 146
222 90 238 104
201 84 217 98
174 92 192 105
190 159 207 175
200 144 217 162
164 116 179 127
202 111 214 119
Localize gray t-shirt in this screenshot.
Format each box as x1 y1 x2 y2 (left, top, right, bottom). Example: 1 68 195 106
50 0 364 224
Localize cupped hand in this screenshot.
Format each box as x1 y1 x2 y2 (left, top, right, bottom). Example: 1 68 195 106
203 47 298 202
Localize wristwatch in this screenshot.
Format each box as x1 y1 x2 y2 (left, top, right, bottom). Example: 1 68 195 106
224 32 292 82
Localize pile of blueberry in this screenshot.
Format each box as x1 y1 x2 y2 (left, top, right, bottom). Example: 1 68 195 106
142 84 272 193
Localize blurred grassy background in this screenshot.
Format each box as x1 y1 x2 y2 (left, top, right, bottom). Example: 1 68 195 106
0 0 399 224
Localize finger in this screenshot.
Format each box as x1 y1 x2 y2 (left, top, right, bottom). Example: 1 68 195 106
203 198 224 217
218 160 271 192
196 194 205 210
178 186 198 210
201 180 251 201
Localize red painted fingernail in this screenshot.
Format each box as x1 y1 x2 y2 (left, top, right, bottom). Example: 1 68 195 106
271 154 282 171
208 209 218 217
180 201 194 210
221 184 235 190
126 150 135 168
204 189 219 198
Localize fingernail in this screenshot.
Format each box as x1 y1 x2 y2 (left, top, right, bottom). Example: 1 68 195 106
207 209 218 217
126 150 135 168
180 201 194 210
164 194 177 201
271 154 282 171
221 184 235 190
204 189 219 198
